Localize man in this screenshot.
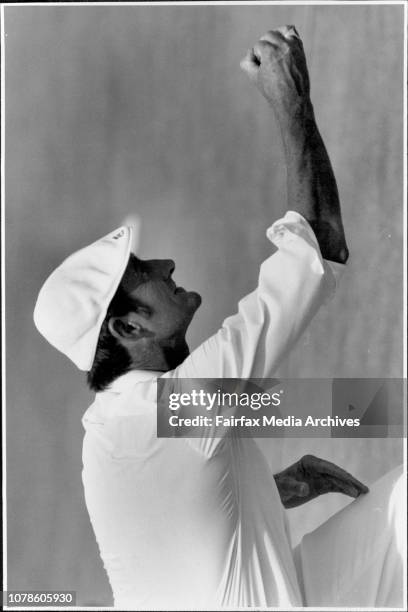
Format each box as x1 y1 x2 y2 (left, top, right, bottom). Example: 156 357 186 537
34 27 403 608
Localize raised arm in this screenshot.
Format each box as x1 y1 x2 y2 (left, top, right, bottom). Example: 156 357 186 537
169 26 346 384
240 26 349 264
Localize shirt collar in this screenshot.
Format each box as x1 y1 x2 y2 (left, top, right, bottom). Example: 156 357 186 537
105 369 161 393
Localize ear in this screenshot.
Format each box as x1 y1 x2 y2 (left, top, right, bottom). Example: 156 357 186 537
108 314 151 341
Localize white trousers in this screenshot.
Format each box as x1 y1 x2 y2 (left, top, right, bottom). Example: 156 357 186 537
294 465 405 607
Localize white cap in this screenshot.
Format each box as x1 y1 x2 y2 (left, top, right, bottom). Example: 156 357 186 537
33 226 133 371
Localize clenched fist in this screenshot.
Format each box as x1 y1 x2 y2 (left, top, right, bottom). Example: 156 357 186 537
240 26 312 121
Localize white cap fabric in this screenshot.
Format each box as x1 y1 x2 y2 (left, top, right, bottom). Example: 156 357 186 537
34 226 133 371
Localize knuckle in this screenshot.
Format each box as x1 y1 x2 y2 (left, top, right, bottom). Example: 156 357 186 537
303 454 317 465
265 29 279 41
262 30 284 45
259 33 290 55
281 24 299 36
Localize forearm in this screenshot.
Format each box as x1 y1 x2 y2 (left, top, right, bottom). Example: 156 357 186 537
276 101 349 263
240 27 349 264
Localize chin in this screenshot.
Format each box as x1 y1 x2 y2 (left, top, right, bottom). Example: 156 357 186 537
188 291 202 310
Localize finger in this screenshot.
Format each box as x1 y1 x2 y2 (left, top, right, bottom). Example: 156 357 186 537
313 458 369 494
259 30 286 46
252 40 275 65
326 475 367 498
335 471 369 495
239 49 259 79
327 476 360 498
329 468 369 494
277 25 301 40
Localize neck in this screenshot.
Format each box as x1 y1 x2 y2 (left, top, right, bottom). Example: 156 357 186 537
128 338 190 372
161 340 190 371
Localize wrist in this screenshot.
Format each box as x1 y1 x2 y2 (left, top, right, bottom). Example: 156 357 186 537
272 98 316 139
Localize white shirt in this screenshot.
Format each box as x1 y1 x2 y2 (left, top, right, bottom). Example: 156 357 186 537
82 211 343 609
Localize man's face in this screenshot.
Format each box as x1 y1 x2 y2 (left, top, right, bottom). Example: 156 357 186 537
121 254 202 343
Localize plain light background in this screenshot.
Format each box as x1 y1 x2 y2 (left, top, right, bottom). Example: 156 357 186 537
4 4 404 606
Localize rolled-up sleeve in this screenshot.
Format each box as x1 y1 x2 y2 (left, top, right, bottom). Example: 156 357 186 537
169 211 345 381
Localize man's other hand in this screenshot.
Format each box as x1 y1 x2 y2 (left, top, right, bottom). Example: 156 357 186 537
240 26 312 122
274 454 369 509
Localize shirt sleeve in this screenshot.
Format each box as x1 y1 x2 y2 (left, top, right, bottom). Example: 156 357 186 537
165 211 344 382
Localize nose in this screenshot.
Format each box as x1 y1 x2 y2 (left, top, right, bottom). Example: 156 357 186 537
145 259 175 280
161 259 175 279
